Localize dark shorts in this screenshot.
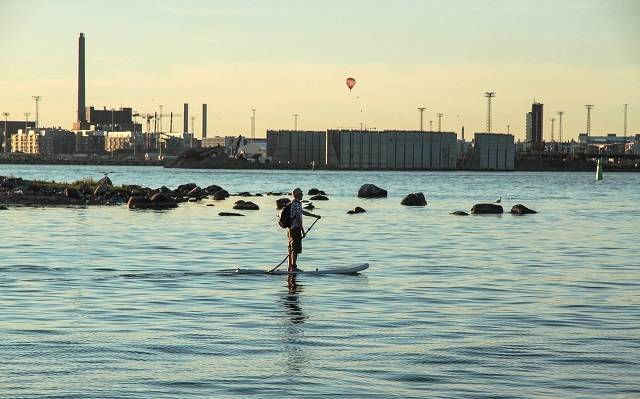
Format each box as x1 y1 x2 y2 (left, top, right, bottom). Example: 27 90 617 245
288 227 302 254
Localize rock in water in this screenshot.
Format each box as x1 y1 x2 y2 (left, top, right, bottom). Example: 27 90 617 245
64 187 82 200
150 193 178 209
187 186 205 198
128 196 152 209
233 200 259 210
401 193 427 206
219 212 244 216
347 206 366 214
309 195 329 201
511 204 537 214
97 176 113 186
212 189 230 200
303 203 315 210
276 198 291 210
357 184 387 198
470 203 503 214
308 188 326 195
237 192 252 197
204 184 222 194
450 211 469 216
176 183 197 195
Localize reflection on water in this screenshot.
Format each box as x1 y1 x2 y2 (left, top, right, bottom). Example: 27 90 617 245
282 275 307 374
284 275 306 324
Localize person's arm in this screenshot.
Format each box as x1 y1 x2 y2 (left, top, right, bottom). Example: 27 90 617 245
301 210 321 219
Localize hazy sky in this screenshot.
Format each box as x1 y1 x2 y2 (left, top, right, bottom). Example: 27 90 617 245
1 0 639 140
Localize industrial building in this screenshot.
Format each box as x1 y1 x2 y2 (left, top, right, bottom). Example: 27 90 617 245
71 33 140 133
266 130 458 170
82 106 141 132
326 130 457 169
468 133 515 170
267 130 326 166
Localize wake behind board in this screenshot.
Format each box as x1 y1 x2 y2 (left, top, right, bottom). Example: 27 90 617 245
219 263 369 275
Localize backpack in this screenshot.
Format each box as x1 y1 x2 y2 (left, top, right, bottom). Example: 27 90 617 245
278 201 293 228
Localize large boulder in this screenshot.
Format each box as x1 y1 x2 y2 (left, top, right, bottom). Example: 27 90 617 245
233 200 259 210
204 184 222 194
187 186 205 199
128 196 152 209
357 184 387 198
150 193 178 209
310 195 329 201
64 187 82 200
511 204 537 215
94 184 110 196
470 203 503 214
308 188 326 195
212 189 230 200
401 193 427 206
347 206 366 214
97 176 113 186
276 198 291 210
176 183 197 194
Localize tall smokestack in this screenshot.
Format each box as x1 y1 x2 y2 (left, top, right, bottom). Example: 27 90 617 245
202 104 207 138
78 33 86 125
183 103 189 133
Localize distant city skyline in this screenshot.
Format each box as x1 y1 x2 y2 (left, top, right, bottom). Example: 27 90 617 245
1 0 639 140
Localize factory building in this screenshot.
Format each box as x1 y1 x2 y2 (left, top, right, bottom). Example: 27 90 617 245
326 130 457 169
83 106 141 132
71 33 141 132
266 130 458 170
469 133 515 170
267 130 326 166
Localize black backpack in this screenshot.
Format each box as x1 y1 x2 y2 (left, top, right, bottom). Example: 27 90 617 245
278 201 293 228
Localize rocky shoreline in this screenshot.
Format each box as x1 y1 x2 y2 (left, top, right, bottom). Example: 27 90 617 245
1 177 538 217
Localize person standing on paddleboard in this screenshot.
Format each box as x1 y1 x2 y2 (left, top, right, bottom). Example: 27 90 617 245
289 188 321 272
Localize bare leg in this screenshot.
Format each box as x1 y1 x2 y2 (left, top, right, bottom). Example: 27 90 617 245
288 249 294 270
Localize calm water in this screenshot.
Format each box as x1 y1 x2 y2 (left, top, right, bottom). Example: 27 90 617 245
2 164 640 398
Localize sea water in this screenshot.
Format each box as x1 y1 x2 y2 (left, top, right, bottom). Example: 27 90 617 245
2 165 639 398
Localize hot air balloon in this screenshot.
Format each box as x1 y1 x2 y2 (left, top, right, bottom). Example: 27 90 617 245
346 77 356 91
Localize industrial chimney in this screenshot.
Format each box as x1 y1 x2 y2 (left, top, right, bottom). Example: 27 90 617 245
202 104 207 138
183 103 189 133
75 33 88 129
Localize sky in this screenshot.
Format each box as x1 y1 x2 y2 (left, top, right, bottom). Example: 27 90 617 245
1 0 639 140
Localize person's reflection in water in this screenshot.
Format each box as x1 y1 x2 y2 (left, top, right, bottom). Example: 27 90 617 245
281 274 308 374
285 275 306 323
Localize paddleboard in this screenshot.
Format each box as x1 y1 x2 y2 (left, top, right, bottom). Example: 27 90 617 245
219 263 369 275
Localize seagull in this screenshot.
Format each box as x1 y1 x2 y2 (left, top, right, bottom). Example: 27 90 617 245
495 196 502 204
